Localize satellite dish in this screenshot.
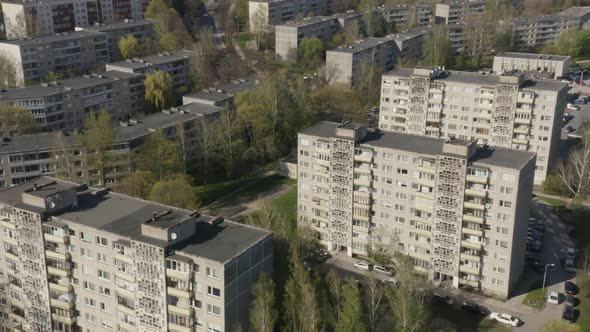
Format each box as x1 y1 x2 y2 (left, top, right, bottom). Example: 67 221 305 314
170 233 177 240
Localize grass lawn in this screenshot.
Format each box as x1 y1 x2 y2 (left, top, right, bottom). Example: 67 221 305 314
577 296 590 330
537 195 567 208
269 186 297 224
235 32 251 49
522 286 547 310
431 303 510 332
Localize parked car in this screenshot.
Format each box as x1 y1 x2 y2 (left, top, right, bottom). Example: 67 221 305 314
566 295 577 307
563 304 577 322
432 293 453 305
565 248 577 260
563 259 576 273
373 265 393 276
353 261 371 271
565 281 579 295
569 226 577 238
567 103 579 110
382 277 400 288
528 230 543 240
531 223 546 232
527 242 543 252
565 125 575 133
461 301 489 315
574 98 587 105
548 292 560 304
528 260 545 273
525 254 540 263
490 312 520 327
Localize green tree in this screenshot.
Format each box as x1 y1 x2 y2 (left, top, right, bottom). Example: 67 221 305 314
144 71 174 112
250 272 277 332
135 130 184 181
336 278 366 332
114 170 156 199
550 29 590 58
149 174 198 208
79 111 115 187
310 85 365 122
52 131 78 182
298 37 324 67
423 25 454 67
118 35 139 59
344 21 361 43
541 174 571 197
0 104 40 136
144 0 189 50
0 53 18 88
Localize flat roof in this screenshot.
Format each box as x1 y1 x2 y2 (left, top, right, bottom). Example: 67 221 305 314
107 50 192 70
81 19 156 32
328 37 395 54
0 176 270 261
184 77 257 102
279 16 335 27
495 52 570 61
558 6 590 18
300 121 536 170
390 27 428 42
0 31 104 46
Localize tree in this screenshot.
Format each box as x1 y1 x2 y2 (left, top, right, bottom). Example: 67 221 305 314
217 109 237 178
423 25 454 67
555 143 590 198
144 71 174 112
118 35 139 60
365 273 385 332
310 85 365 122
298 37 324 67
344 21 361 44
114 170 156 199
144 0 190 50
189 28 218 89
52 131 77 182
0 53 18 88
541 174 571 197
196 117 218 184
250 272 277 332
0 104 40 136
336 278 366 332
135 130 184 181
79 111 115 187
149 174 198 208
542 320 582 332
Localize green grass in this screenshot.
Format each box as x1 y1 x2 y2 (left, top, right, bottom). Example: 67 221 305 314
235 32 251 49
269 186 297 224
522 280 546 310
194 177 252 206
577 296 590 329
430 303 511 332
537 195 567 208
206 174 295 209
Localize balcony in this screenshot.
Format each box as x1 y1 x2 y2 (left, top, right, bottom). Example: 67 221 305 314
514 117 531 125
49 292 75 310
461 240 483 250
167 304 191 316
117 296 136 315
463 200 485 211
463 213 484 224
459 265 481 276
354 153 372 163
512 137 528 145
169 322 191 332
466 175 488 184
462 227 483 237
513 126 530 134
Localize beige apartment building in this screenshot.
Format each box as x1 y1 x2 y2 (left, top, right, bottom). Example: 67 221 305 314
435 0 486 25
376 3 432 29
493 52 571 79
0 176 272 332
378 68 568 184
297 121 535 298
0 31 109 87
248 0 332 32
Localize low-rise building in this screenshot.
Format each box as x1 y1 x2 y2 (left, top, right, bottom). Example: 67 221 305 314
2 0 150 38
182 77 258 107
493 52 571 79
297 121 535 298
377 3 432 29
435 0 486 25
0 102 222 188
0 72 145 131
326 37 396 87
248 0 332 32
390 26 428 59
79 19 156 62
106 50 193 88
0 31 109 87
0 176 272 332
378 68 568 184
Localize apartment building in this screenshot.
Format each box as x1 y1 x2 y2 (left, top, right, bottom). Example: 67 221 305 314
297 121 535 298
435 0 486 25
513 7 590 49
0 72 144 131
0 31 109 87
182 76 258 107
390 27 428 60
248 0 332 32
493 52 571 79
378 68 568 184
0 102 222 189
106 50 193 89
444 22 495 55
2 0 150 38
326 37 396 87
0 176 273 332
376 3 432 29
79 19 156 61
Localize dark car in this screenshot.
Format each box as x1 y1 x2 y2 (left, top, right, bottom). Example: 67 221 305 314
432 293 453 305
566 295 577 307
563 304 577 322
566 126 575 133
565 281 579 295
528 260 545 273
461 301 489 315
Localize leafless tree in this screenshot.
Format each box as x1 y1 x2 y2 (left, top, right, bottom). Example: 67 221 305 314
365 273 385 332
555 144 590 198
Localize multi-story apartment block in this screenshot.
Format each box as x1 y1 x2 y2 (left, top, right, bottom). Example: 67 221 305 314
0 31 109 87
79 19 156 61
435 0 486 25
378 68 568 184
0 176 272 332
182 76 258 107
513 7 590 49
326 37 396 87
2 0 150 38
0 72 145 131
248 0 332 32
493 52 571 79
376 3 432 29
390 27 428 60
297 121 535 298
106 50 193 89
0 102 222 188
444 22 495 55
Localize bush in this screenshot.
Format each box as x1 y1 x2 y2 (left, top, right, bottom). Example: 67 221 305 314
541 175 571 197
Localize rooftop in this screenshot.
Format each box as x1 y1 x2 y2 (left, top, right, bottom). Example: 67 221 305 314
383 68 568 91
279 16 336 28
0 30 105 46
107 50 192 70
300 121 536 170
0 177 271 262
80 18 156 32
328 37 395 54
390 27 428 42
495 52 570 61
558 6 590 18
183 77 257 103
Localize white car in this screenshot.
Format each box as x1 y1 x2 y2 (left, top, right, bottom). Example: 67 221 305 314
490 312 520 327
353 261 371 271
565 247 577 260
567 103 579 111
548 291 560 304
373 265 393 276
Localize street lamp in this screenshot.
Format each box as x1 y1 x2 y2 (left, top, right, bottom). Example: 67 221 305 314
576 69 588 92
542 263 555 298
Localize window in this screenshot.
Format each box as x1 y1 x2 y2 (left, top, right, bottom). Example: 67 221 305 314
207 304 221 316
495 240 508 248
166 259 189 273
496 227 509 235
500 186 513 194
208 323 222 332
96 253 107 263
95 236 108 246
191 299 202 309
499 200 512 208
80 232 89 242
206 267 220 279
84 297 96 307
207 286 221 297
97 270 110 280
80 248 92 258
83 281 96 292
101 320 114 329
99 286 111 296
